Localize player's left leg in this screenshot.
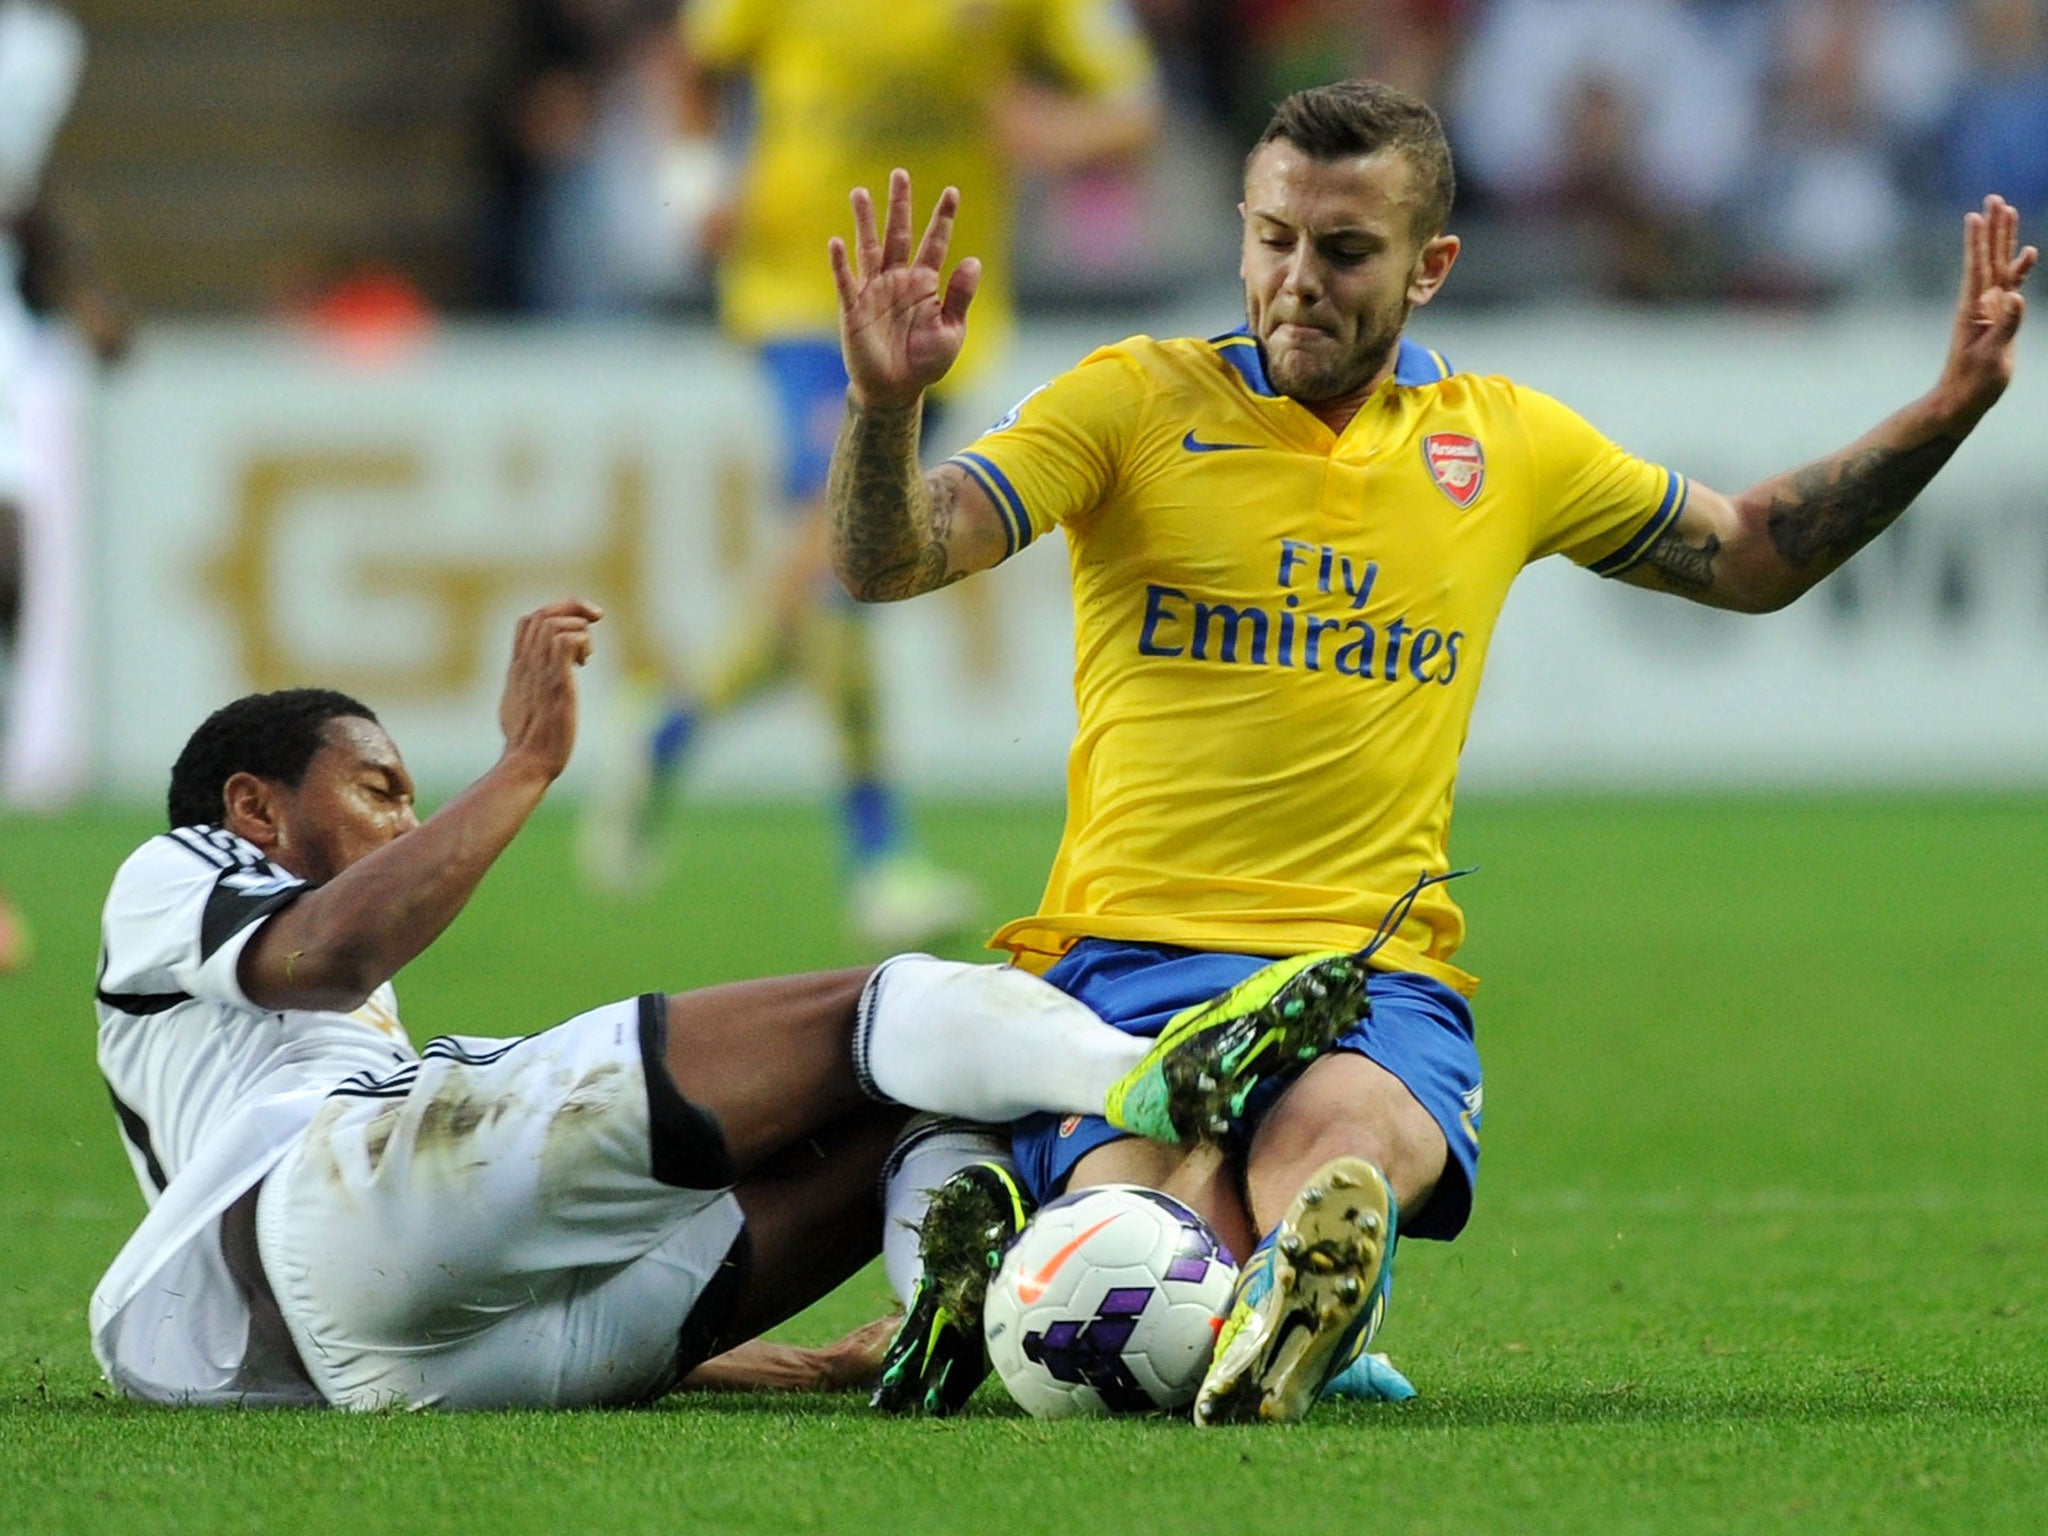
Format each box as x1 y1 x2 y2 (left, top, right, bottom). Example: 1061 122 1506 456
1242 1051 1447 1234
758 343 974 948
255 977 927 1410
1196 1149 1400 1426
1194 973 1480 1425
660 959 1148 1173
655 967 881 1174
662 955 1259 1408
794 593 978 950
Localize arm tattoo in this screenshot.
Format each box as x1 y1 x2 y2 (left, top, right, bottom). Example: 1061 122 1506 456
1764 436 1961 570
1642 527 1721 591
826 399 963 600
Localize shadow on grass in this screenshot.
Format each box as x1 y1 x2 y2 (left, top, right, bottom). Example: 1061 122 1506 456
11 1374 2040 1434
1354 1380 2044 1431
652 1375 2046 1431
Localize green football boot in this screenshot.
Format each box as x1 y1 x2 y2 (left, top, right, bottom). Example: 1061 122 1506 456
1193 1155 1396 1426
1103 950 1370 1145
871 1162 1033 1416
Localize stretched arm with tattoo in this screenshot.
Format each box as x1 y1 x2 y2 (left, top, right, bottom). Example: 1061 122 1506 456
1621 197 2037 614
825 170 1013 602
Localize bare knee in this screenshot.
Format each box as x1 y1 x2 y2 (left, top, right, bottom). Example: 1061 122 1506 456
1069 1138 1257 1264
1245 1053 1446 1234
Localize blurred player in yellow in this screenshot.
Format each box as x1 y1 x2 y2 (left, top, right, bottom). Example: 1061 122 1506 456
826 82 2035 1421
581 0 1159 949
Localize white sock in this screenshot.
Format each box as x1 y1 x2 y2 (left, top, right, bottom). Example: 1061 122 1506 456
878 1114 1016 1306
853 955 1147 1121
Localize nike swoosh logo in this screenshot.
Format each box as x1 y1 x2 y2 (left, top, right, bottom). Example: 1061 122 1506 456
1014 1214 1120 1303
1182 431 1258 453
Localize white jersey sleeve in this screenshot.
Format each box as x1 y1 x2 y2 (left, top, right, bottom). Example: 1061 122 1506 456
92 825 416 1406
97 825 414 1198
98 825 307 1018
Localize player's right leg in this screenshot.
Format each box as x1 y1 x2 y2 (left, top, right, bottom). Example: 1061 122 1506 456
855 952 1366 1150
657 952 1337 1168
576 667 704 894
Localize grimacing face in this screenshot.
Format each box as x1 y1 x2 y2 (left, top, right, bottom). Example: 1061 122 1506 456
261 716 419 885
1239 141 1458 409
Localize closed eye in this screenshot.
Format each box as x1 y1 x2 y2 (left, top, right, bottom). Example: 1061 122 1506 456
365 768 414 808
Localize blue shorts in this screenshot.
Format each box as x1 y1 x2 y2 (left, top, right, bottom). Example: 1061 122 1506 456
758 339 849 503
758 338 951 504
1010 940 1483 1242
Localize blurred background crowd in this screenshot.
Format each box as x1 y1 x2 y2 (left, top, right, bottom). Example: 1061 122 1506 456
8 0 2047 972
33 0 2048 324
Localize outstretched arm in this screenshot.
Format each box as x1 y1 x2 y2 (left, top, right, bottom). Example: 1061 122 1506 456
1623 197 2037 613
236 599 600 1011
826 170 1013 601
678 1317 897 1393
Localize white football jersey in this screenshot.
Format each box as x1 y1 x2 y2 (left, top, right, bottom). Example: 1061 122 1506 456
91 824 418 1404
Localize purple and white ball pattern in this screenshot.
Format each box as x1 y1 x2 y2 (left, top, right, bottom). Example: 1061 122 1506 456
983 1184 1240 1418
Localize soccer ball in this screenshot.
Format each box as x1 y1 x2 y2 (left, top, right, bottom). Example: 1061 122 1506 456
982 1184 1238 1418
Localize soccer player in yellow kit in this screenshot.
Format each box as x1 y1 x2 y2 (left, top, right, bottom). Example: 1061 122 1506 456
829 81 2034 1422
588 0 1157 948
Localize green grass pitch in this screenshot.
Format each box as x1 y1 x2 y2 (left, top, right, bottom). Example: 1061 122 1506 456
3 794 2046 1534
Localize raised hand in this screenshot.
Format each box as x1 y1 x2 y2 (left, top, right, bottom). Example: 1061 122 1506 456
498 597 602 782
1938 195 2038 424
829 168 981 410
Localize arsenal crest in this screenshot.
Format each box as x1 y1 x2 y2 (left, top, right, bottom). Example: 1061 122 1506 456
1423 433 1485 507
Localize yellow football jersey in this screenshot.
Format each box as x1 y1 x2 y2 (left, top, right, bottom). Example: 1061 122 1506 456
950 330 1688 993
683 0 1154 381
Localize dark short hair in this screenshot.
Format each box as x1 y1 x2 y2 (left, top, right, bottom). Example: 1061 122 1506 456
1251 80 1456 240
166 688 378 829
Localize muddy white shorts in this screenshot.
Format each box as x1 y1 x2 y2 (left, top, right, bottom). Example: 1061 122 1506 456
256 995 746 1410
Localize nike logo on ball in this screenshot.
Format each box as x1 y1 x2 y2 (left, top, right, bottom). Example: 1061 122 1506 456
1014 1215 1120 1303
1182 430 1258 453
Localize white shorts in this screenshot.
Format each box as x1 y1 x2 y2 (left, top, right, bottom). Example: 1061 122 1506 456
257 995 746 1410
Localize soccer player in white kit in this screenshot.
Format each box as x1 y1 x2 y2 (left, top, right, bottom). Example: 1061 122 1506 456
91 598 1351 1409
0 0 82 970
1 0 127 969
